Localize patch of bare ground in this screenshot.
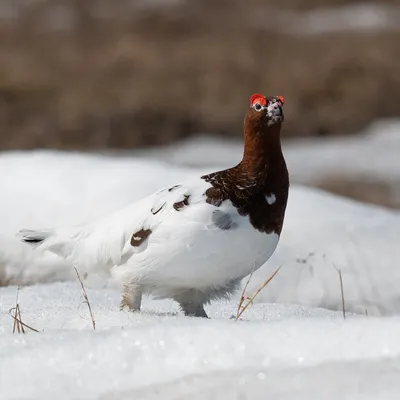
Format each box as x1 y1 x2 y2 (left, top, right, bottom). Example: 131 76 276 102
0 0 399 149
315 176 400 209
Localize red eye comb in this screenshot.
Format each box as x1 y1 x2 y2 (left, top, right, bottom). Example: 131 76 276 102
277 96 285 105
250 93 267 107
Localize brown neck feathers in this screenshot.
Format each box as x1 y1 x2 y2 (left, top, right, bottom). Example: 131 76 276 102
239 114 285 184
201 106 289 234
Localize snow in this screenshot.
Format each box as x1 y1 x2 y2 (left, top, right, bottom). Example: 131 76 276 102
1 120 400 398
130 358 400 400
2 282 400 400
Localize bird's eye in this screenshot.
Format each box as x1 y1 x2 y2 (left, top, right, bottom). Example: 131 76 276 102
254 103 263 111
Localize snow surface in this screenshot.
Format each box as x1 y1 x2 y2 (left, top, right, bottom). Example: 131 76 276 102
2 282 400 400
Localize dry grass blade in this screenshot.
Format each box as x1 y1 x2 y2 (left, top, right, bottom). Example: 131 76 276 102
13 287 23 333
236 269 255 320
333 264 346 320
12 304 24 334
74 267 96 330
9 308 40 333
9 287 39 333
236 265 282 321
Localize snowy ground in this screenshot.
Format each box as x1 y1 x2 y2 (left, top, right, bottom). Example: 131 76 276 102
2 282 400 400
1 120 400 398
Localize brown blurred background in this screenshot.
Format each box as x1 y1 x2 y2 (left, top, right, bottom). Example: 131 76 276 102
0 0 399 149
1 0 400 208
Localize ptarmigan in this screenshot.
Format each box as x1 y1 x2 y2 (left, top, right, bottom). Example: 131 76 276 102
17 94 289 318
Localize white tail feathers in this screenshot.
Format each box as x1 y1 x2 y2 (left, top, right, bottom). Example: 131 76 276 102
16 229 54 247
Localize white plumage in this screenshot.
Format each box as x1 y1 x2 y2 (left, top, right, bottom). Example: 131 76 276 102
17 93 288 317
17 177 279 316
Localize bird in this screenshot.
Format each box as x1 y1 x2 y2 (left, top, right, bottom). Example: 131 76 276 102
17 93 289 318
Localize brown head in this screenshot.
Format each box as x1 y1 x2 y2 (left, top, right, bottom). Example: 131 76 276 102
246 93 285 129
242 93 286 176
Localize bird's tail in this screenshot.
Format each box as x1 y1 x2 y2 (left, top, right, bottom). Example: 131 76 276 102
16 229 54 248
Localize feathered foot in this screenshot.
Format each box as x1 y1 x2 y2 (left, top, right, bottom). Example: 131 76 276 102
179 302 209 318
120 284 142 312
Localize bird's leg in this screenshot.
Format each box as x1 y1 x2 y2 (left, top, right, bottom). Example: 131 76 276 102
120 284 142 312
179 301 209 318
